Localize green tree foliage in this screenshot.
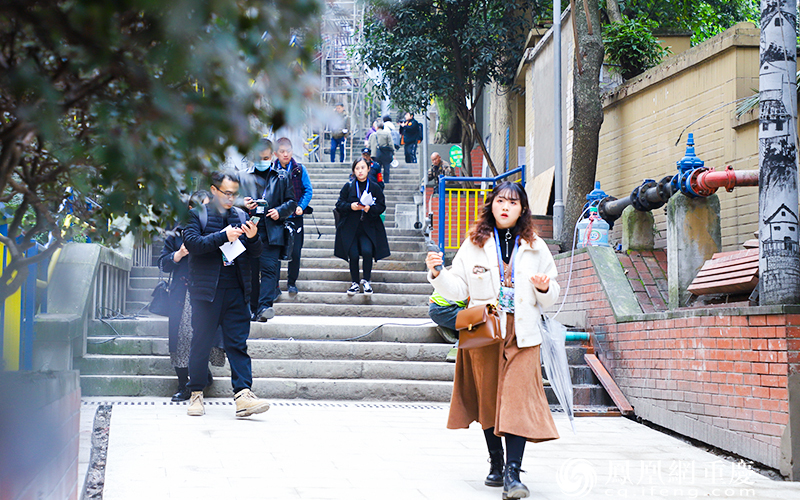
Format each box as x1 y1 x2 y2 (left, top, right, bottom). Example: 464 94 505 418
614 0 759 45
358 0 539 175
0 0 320 299
602 17 670 80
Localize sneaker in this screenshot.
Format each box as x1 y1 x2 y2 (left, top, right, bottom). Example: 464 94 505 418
446 347 458 363
256 307 275 323
187 391 204 416
288 285 299 296
360 279 373 295
234 388 271 418
347 282 360 296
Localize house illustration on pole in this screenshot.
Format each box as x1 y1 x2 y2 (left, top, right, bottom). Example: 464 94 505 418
764 204 799 247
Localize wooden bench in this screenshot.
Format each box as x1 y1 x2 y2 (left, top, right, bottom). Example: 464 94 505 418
687 248 759 296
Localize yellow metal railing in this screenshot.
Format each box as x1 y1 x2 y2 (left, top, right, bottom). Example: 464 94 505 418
441 177 523 250
444 188 490 250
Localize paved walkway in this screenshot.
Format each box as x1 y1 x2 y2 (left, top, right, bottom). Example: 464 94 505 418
80 397 800 500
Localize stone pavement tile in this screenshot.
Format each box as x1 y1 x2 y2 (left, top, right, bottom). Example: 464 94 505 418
87 398 800 500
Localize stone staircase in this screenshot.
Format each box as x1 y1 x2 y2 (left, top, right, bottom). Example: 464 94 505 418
79 161 618 410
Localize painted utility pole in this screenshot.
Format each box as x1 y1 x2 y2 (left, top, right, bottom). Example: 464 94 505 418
758 0 800 305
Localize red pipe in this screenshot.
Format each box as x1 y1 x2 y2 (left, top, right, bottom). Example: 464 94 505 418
690 166 759 197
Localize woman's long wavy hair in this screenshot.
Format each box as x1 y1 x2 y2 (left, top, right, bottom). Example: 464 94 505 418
469 182 536 247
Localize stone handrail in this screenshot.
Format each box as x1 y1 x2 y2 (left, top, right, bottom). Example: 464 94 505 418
33 243 132 371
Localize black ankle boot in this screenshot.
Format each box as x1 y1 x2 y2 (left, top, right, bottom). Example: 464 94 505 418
503 461 529 499
485 450 504 487
171 385 190 402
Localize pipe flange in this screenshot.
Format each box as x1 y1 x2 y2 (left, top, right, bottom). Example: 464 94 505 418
657 175 674 201
631 179 659 211
597 196 618 222
688 167 713 197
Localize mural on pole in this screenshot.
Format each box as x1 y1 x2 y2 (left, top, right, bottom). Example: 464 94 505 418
758 0 800 304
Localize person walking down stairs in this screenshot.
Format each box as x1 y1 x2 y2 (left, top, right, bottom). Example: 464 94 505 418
183 171 271 418
241 138 297 323
158 190 224 402
334 158 391 297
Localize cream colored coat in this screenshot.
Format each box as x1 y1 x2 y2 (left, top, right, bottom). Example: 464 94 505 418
428 235 560 348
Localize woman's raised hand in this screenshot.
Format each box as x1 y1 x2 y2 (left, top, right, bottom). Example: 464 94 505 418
530 273 550 293
426 251 443 277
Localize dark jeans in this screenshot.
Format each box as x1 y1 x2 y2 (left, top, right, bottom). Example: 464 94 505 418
258 243 282 309
348 226 374 283
376 146 393 183
188 287 252 393
330 137 345 162
428 302 464 332
287 217 304 287
404 142 418 164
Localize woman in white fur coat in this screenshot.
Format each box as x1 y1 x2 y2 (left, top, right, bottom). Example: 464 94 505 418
425 182 561 500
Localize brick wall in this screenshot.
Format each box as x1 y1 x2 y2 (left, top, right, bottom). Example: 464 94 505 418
553 250 797 470
0 371 81 500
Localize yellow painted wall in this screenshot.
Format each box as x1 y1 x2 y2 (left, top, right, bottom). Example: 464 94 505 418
596 23 767 251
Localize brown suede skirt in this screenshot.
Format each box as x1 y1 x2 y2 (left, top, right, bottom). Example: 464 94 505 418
447 313 560 443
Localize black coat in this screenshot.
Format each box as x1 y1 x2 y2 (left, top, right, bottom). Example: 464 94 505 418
400 118 422 143
334 180 391 262
158 229 189 353
239 164 297 247
183 205 263 302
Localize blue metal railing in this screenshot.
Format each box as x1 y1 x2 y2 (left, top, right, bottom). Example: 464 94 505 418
437 166 526 253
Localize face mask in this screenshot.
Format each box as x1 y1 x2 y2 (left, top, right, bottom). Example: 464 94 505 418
255 161 270 171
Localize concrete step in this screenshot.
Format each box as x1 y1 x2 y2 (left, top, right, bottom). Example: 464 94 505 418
300 225 423 236
79 375 454 401
129 276 433 296
77 355 456 381
303 238 426 252
127 285 430 305
79 375 610 405
271 303 429 318
89 317 441 342
87 337 451 360
130 266 430 283
292 248 428 261
274 291 429 306
82 339 600 385
311 182 420 191
279 268 429 283
290 257 426 271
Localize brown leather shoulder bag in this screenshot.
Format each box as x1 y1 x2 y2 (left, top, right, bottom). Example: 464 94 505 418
455 303 502 349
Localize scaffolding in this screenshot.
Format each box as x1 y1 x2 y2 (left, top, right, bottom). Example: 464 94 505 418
314 0 376 164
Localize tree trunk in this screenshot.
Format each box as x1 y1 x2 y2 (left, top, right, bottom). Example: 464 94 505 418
489 83 514 172
434 97 461 144
758 0 800 305
559 0 605 249
458 111 475 179
605 0 623 23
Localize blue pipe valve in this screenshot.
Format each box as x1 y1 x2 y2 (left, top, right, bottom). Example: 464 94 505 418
673 133 705 198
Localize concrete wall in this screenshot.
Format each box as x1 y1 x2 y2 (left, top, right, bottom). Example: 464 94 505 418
520 10 575 189
0 371 81 500
596 23 768 251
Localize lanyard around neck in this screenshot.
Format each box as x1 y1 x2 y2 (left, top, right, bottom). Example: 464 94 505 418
356 179 369 199
494 228 519 285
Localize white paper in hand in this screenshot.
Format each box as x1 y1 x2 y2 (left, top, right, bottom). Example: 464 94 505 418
359 190 375 207
219 226 246 263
